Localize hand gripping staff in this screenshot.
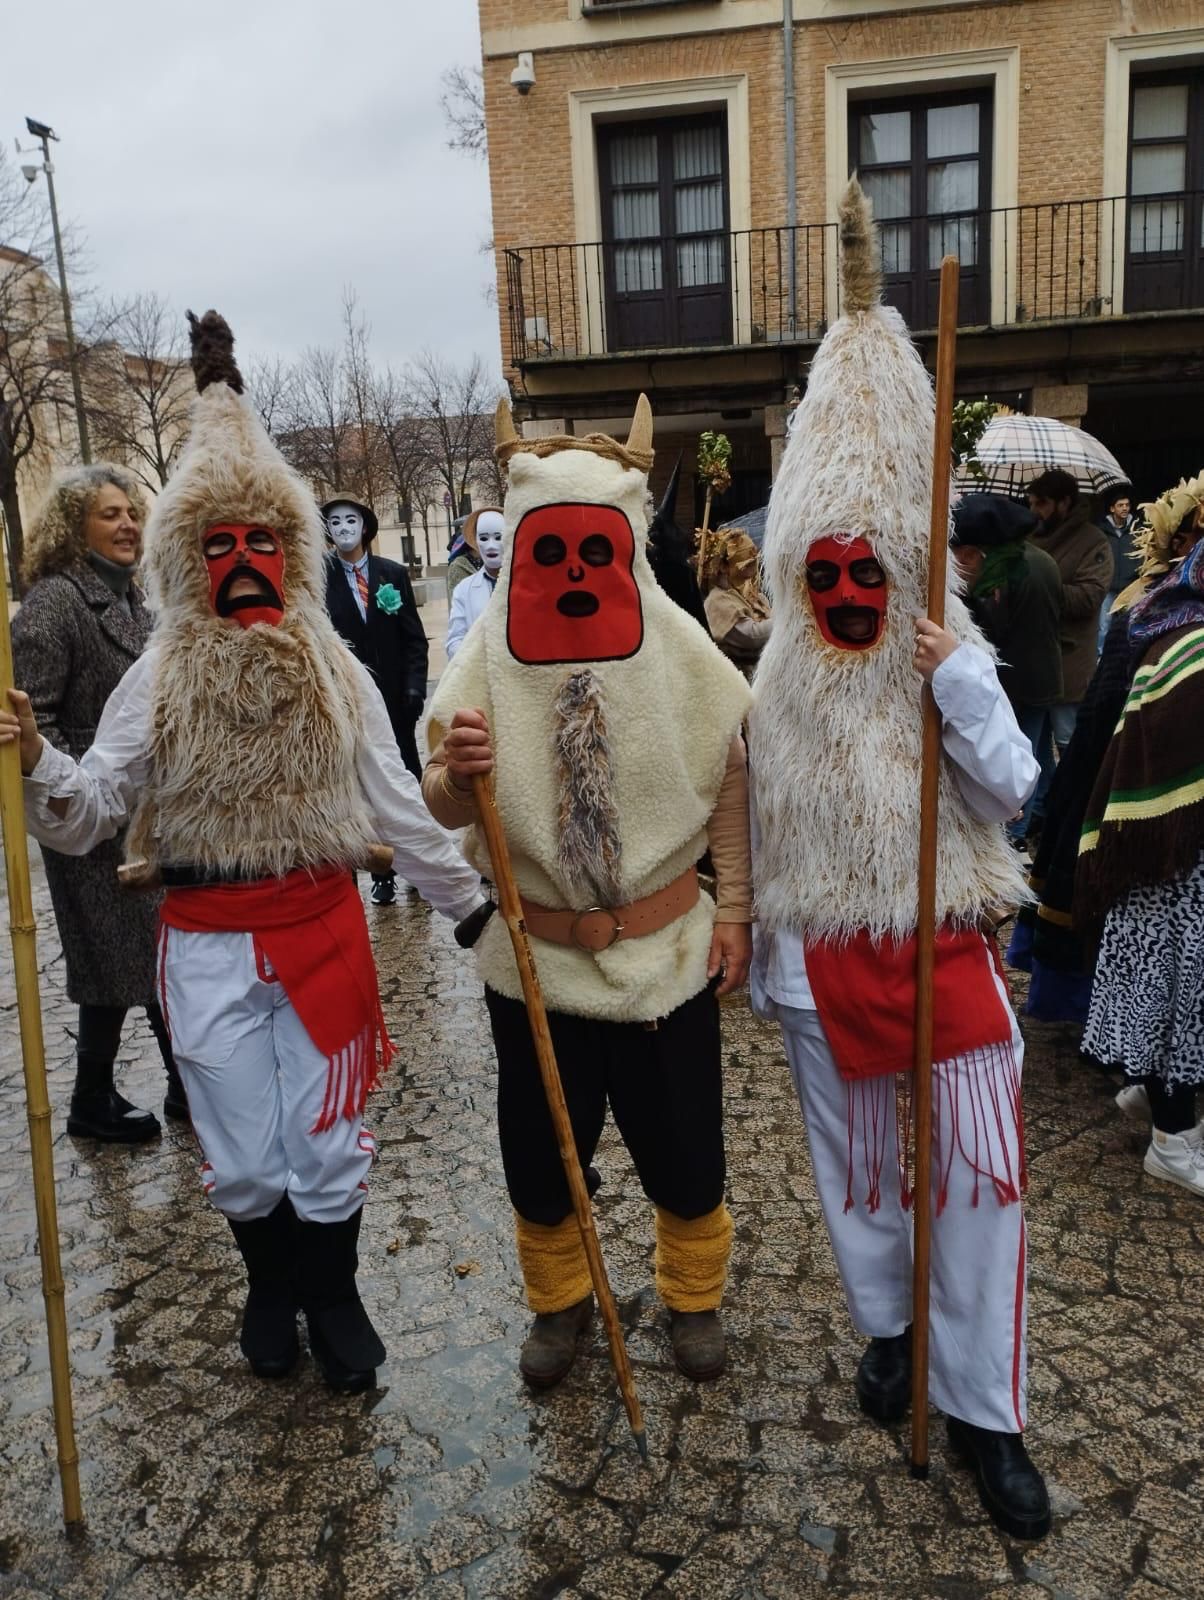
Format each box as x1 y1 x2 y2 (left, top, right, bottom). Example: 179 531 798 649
0 595 83 1526
471 772 649 1462
910 254 960 1480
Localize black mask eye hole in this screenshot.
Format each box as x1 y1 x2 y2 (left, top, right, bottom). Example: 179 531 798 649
533 534 567 566
805 560 839 593
579 533 614 568
246 527 279 554
849 558 885 588
203 531 236 560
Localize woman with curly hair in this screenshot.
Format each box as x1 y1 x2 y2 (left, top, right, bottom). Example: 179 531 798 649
12 463 184 1141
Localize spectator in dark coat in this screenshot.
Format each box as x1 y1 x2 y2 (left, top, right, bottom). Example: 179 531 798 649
1095 485 1140 650
323 497 429 906
1026 469 1114 756
952 494 1063 841
11 463 183 1141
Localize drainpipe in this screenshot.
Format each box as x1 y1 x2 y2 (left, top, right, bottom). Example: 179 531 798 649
783 0 797 337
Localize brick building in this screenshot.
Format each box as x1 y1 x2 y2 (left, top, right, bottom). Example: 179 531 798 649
478 0 1204 514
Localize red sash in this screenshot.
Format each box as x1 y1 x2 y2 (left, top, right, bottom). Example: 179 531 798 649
803 925 1012 1082
161 868 394 1132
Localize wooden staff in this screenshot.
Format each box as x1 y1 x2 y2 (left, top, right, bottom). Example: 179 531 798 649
910 254 960 1480
0 593 83 1525
471 772 648 1462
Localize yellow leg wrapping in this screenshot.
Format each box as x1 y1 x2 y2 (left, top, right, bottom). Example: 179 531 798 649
655 1203 733 1312
513 1212 592 1314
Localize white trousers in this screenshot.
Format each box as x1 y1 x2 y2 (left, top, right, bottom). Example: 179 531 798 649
160 927 375 1224
778 1005 1028 1433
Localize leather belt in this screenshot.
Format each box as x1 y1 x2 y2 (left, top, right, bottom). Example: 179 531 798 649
520 867 700 953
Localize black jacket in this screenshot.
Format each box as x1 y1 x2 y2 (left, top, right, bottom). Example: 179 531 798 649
967 543 1064 709
324 552 428 773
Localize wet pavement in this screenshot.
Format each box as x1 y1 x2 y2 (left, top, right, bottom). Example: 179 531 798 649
1 863 1201 1600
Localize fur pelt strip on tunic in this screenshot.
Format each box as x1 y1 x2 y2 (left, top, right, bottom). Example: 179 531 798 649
554 670 623 904
750 179 1026 939
129 311 378 876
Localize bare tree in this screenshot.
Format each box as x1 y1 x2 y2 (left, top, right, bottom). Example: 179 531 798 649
341 288 384 511
276 343 352 498
86 291 191 491
370 365 440 564
0 149 82 590
407 350 503 522
440 65 487 160
245 353 295 439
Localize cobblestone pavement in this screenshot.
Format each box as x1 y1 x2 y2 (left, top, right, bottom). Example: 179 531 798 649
1 863 1201 1600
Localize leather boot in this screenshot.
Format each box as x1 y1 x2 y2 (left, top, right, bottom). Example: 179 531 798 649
163 1063 190 1123
519 1296 593 1389
226 1196 300 1380
67 1055 159 1143
946 1416 1052 1541
855 1327 911 1422
669 1309 726 1381
294 1207 386 1393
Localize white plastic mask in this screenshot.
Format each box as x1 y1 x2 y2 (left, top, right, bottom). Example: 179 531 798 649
326 504 365 556
476 512 506 575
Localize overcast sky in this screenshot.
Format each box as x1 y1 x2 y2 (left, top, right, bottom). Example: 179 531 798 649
1 0 498 375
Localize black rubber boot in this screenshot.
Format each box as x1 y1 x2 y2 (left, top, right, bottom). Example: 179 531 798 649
294 1207 386 1393
855 1327 911 1422
946 1416 1052 1541
519 1296 593 1389
66 1055 159 1143
226 1196 300 1380
162 1064 190 1123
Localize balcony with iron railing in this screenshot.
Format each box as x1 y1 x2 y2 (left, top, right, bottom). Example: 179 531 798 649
504 192 1204 364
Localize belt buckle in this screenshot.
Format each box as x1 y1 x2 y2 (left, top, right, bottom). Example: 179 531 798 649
570 906 625 952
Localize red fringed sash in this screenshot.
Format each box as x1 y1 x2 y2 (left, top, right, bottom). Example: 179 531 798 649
161 868 394 1132
803 927 1024 1215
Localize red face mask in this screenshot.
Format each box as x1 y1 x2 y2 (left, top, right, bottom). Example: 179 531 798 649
507 503 644 665
804 535 887 651
202 523 286 628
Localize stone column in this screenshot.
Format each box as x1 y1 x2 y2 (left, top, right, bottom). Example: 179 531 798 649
1030 384 1089 427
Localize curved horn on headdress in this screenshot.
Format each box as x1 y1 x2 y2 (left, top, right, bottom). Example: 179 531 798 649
186 310 244 395
838 176 882 316
495 398 519 452
627 393 653 459
655 453 683 525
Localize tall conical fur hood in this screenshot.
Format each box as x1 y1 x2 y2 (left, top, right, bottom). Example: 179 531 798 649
749 179 1026 939
143 311 326 620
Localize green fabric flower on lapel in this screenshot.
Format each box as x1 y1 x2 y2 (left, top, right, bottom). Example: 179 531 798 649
375 583 402 615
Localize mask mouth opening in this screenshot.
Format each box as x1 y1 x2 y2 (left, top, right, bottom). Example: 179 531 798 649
557 591 600 618
826 605 880 645
216 569 284 618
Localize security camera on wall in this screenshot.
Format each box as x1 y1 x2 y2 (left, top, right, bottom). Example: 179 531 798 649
510 53 535 96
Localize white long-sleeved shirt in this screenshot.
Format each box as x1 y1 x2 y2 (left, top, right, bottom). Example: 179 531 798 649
21 648 484 925
445 568 496 660
751 642 1038 1014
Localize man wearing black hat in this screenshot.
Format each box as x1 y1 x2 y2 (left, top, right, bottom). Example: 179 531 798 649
323 498 429 904
951 493 1064 846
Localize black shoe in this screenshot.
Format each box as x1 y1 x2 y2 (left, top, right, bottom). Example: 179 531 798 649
519 1296 593 1389
946 1416 1051 1541
855 1328 911 1422
66 1089 160 1144
669 1309 727 1381
370 874 396 907
294 1208 385 1393
163 1065 190 1123
227 1198 300 1380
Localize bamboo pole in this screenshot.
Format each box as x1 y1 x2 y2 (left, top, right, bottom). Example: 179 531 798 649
910 255 960 1481
0 597 83 1525
471 772 648 1461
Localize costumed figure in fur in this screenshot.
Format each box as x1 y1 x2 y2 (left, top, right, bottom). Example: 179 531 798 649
2 312 485 1394
748 179 1050 1540
423 397 753 1386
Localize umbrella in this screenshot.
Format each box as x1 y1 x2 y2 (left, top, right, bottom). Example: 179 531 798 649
718 504 769 549
957 414 1128 499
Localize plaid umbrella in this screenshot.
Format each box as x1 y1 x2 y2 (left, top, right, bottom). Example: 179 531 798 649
957 414 1129 498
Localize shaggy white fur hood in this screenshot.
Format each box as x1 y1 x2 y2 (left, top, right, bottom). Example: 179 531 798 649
432 431 750 1021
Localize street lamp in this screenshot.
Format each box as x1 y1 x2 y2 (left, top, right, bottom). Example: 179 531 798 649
15 117 91 463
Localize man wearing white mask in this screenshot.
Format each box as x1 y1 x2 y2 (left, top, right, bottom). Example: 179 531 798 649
323 497 428 905
446 508 504 660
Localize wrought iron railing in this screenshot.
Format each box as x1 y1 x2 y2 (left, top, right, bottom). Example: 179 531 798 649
503 192 1204 362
